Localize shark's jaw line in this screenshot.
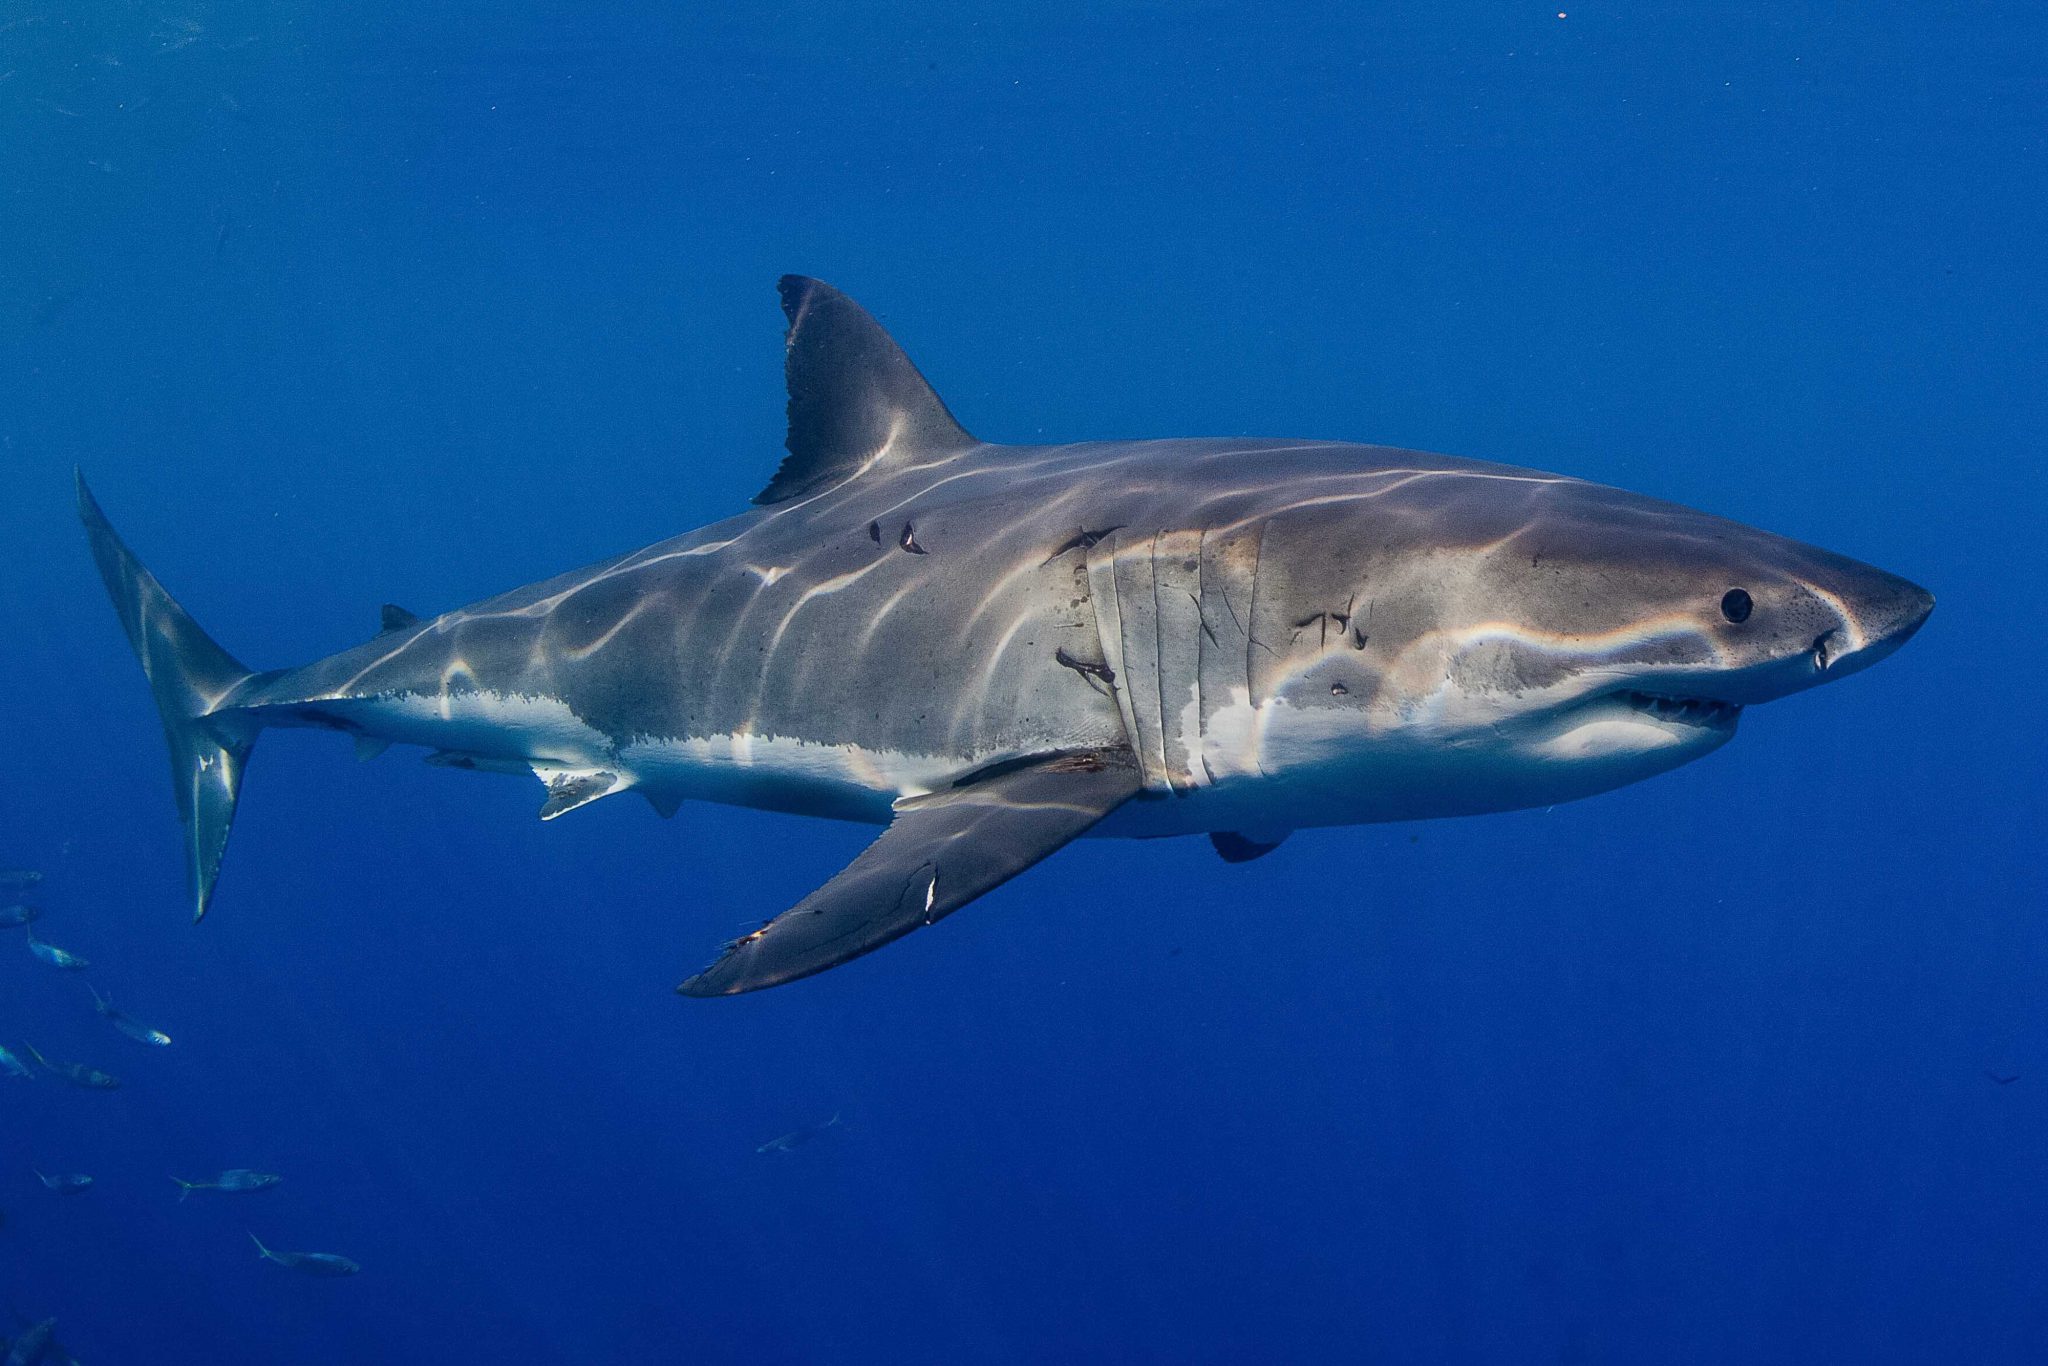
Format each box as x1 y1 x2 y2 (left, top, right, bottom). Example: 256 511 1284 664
1614 689 1744 730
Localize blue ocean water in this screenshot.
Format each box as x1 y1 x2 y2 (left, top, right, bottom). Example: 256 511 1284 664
2 2 2042 1361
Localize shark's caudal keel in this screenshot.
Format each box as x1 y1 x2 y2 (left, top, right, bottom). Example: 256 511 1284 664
80 276 1934 994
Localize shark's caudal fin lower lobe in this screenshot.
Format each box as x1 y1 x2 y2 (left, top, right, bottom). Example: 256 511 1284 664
77 474 261 921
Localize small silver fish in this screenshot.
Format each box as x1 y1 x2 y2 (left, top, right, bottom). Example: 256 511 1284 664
251 1232 359 1276
21 1044 120 1090
172 1169 281 1199
756 1110 845 1155
3 1318 55 1366
23 930 87 971
0 904 38 928
0 869 42 890
0 1044 30 1080
3 1318 83 1366
34 1170 93 1193
89 984 172 1046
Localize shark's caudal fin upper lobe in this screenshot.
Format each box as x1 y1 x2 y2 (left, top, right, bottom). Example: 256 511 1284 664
77 474 261 921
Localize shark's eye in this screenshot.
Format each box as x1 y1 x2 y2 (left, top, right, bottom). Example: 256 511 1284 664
1720 588 1754 624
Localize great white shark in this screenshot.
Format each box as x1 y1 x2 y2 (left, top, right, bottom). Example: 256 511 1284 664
80 277 1933 996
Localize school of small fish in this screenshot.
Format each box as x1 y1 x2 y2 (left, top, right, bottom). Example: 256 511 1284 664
5 856 847 1352
3 861 362 1354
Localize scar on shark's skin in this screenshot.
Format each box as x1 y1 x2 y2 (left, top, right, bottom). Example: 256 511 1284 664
1328 594 1356 634
1040 526 1124 566
1209 588 1274 658
899 523 927 555
1294 596 1358 648
1053 646 1116 695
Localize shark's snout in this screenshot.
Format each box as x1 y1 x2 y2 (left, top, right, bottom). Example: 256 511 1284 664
1815 568 1934 683
1864 576 1936 648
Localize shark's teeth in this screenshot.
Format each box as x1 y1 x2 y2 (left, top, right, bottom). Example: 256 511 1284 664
1620 690 1742 728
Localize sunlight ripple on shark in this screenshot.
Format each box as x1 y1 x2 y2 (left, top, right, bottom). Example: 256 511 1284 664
79 277 1933 995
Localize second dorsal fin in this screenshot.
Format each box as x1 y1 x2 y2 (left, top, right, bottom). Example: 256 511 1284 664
379 604 421 633
753 276 976 505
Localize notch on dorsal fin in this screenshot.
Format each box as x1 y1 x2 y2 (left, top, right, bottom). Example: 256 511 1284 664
379 604 421 633
753 276 976 505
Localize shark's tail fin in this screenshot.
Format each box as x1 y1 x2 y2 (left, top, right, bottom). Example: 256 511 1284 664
171 1176 197 1202
77 474 262 921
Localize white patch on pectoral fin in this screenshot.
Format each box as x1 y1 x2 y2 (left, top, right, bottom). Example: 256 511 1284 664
534 765 631 820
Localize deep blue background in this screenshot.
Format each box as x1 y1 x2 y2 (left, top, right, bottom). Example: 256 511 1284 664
3 2 2042 1361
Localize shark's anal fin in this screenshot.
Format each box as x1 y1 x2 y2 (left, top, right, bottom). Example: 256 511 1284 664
425 750 528 775
753 276 977 505
379 604 422 633
536 767 624 820
1210 830 1289 863
680 748 1142 997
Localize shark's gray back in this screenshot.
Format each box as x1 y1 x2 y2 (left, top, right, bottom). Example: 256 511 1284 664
237 438 1565 781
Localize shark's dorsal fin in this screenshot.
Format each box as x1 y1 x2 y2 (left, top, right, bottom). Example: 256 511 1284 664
753 276 976 505
379 604 421 632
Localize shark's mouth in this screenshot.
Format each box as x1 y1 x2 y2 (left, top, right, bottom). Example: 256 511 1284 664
1618 690 1743 730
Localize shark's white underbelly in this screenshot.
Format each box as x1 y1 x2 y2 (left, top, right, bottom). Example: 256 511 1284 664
323 689 999 826
306 681 1721 839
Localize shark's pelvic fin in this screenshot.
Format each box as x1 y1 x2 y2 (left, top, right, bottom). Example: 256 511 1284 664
1209 831 1289 863
378 603 422 632
534 766 625 820
77 474 262 922
752 276 977 505
679 748 1141 996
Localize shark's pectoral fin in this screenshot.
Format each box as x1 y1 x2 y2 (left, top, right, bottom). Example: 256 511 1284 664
535 766 627 820
1209 830 1289 863
679 748 1142 997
